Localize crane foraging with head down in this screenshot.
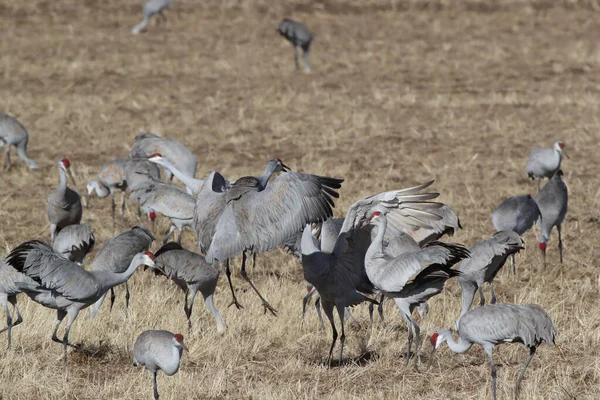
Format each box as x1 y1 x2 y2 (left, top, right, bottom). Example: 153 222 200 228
47 158 82 242
132 0 175 35
430 303 556 400
133 330 187 400
0 114 38 170
5 241 155 363
535 170 568 269
277 18 313 74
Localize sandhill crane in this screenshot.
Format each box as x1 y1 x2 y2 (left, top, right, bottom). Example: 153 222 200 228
206 162 343 316
6 241 155 363
0 258 39 348
300 182 444 365
365 207 469 369
52 223 95 264
130 132 196 193
277 19 313 73
89 226 155 318
131 179 195 244
526 140 567 190
132 0 175 35
148 153 202 195
430 303 555 400
491 194 540 273
409 204 462 245
535 170 568 268
152 242 226 333
133 330 187 400
47 158 82 241
0 114 38 170
456 231 524 327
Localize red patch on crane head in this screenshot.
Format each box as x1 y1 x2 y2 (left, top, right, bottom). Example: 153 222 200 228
148 211 156 221
372 211 382 218
538 242 547 251
276 158 283 163
149 153 162 158
61 158 71 168
144 251 156 260
430 333 439 346
558 142 565 148
306 284 313 292
174 333 184 342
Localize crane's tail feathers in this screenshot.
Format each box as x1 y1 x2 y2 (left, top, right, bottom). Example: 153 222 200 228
6 240 53 273
424 241 471 266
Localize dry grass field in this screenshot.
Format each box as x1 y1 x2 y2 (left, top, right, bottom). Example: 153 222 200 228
1 0 599 398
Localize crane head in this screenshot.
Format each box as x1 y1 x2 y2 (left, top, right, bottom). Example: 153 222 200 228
275 158 290 172
538 242 547 252
430 333 439 347
60 158 71 169
148 211 156 221
144 251 155 261
148 153 163 160
173 333 188 352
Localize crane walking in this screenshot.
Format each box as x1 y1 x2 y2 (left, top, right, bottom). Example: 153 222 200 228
525 140 567 190
152 243 226 333
535 170 568 268
132 0 175 35
430 303 556 400
277 19 313 73
6 241 155 363
133 330 187 400
0 114 39 170
47 158 82 241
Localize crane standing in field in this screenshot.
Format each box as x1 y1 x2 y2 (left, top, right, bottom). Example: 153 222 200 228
89 226 155 318
525 140 567 190
430 303 556 400
535 170 568 268
491 194 540 274
455 230 524 327
0 114 39 170
133 330 187 400
365 207 469 369
300 182 445 365
47 158 82 241
0 258 39 348
277 18 313 74
152 242 226 333
52 223 95 264
206 161 343 316
5 241 156 363
132 0 175 35
130 132 196 193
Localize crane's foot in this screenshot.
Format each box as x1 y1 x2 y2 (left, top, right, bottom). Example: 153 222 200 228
261 300 278 316
227 299 244 310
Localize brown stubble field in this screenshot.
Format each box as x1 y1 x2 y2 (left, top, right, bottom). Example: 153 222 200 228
1 0 599 399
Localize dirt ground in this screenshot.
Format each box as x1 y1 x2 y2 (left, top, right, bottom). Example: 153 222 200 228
0 0 599 399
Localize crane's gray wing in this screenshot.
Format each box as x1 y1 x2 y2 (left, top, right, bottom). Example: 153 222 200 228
204 206 245 263
92 226 154 272
408 204 462 245
194 171 229 254
135 183 194 220
460 304 537 347
52 223 95 263
207 172 343 262
6 241 100 301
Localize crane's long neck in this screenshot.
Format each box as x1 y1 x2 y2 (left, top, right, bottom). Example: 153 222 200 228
57 168 68 195
157 159 202 194
441 330 473 354
94 181 110 198
366 217 387 260
257 162 277 188
301 224 320 256
93 258 143 292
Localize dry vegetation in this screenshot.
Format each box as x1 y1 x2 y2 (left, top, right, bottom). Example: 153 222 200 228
1 0 599 399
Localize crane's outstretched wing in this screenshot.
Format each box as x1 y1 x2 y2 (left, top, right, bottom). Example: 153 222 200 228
194 171 229 254
206 172 343 263
6 240 100 301
408 204 462 245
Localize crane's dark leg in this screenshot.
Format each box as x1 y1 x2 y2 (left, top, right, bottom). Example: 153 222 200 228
410 317 421 371
301 287 315 327
404 314 414 366
478 286 486 307
293 46 300 70
111 191 116 226
121 189 127 226
321 300 337 367
489 281 497 304
239 252 277 316
162 225 176 245
2 297 12 348
315 296 324 329
10 297 23 328
185 289 198 332
336 303 346 364
302 47 311 74
5 146 11 171
515 347 536 398
511 254 516 275
378 294 386 328
225 260 243 309
109 287 116 312
51 310 67 345
152 370 159 400
125 282 131 316
484 346 498 400
557 225 563 264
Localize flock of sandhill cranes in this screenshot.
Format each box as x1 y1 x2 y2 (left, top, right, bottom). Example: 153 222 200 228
0 107 566 399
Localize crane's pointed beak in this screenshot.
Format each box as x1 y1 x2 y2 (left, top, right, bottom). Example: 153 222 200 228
67 168 77 187
427 348 437 370
282 163 291 172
